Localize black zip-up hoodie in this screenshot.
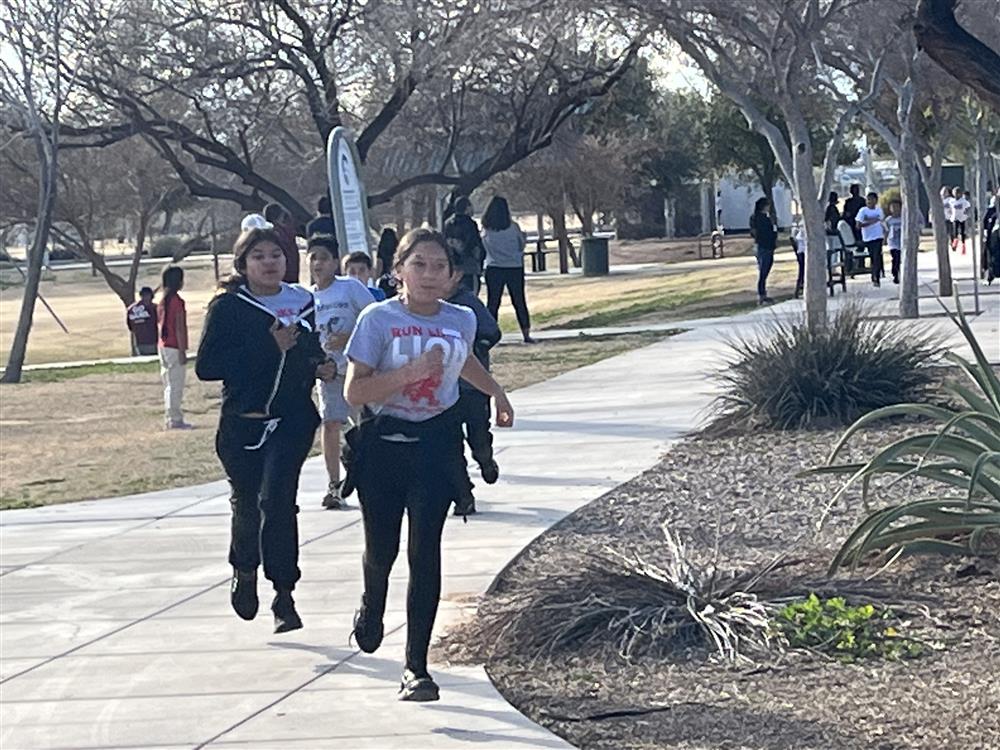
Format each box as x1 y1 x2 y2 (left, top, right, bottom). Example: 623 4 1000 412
196 285 325 420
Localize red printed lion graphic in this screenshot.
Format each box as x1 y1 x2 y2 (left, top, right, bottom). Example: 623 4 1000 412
403 374 442 406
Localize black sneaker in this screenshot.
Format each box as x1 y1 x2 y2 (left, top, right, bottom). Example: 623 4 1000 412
272 589 303 633
399 669 440 702
230 568 258 621
480 460 499 485
351 595 384 653
453 493 477 516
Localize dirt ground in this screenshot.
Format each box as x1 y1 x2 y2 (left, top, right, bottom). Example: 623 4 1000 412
0 331 673 508
436 425 1000 750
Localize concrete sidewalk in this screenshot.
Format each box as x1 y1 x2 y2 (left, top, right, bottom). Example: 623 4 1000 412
1 250 997 750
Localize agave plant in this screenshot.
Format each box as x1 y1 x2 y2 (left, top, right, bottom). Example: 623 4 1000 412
814 296 1000 573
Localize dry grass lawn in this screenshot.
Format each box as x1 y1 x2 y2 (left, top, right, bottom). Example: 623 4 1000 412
1 240 781 366
0 331 672 509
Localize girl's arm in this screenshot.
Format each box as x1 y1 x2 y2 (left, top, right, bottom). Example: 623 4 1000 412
175 305 189 364
460 356 514 427
344 349 442 407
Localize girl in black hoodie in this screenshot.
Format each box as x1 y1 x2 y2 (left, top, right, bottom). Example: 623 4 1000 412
197 228 336 633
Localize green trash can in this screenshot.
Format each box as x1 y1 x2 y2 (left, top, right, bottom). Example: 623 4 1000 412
581 236 609 276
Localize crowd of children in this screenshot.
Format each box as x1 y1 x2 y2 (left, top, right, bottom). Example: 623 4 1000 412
171 195 519 703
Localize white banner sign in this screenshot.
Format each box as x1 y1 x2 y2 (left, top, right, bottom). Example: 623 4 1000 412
327 127 371 257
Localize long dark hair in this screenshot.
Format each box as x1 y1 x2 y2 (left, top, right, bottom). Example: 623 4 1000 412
482 196 512 231
217 227 283 293
394 227 455 273
160 265 184 303
753 197 770 215
376 228 398 274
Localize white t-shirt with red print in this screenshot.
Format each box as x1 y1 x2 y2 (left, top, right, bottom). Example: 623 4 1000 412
346 298 476 421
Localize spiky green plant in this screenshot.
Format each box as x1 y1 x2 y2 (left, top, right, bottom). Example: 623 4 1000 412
713 300 944 430
815 296 1000 572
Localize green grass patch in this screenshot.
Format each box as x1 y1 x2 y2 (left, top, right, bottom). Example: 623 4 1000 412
21 360 160 383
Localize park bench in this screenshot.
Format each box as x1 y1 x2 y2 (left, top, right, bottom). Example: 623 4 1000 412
835 219 870 278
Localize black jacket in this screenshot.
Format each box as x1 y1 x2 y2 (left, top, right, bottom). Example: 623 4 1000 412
749 212 777 251
444 214 485 277
196 286 325 420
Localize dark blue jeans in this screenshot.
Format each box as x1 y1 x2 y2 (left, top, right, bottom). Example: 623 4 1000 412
755 245 775 299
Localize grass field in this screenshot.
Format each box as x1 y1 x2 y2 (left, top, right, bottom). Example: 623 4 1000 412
0 241 788 366
0 331 675 509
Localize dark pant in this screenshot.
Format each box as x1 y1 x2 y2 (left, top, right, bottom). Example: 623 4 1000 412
357 434 460 675
755 245 774 299
485 266 530 333
794 251 805 293
216 414 317 590
889 247 901 283
459 271 481 295
954 220 967 242
865 239 884 283
452 389 493 498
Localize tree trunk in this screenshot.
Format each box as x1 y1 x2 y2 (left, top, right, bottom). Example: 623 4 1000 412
897 79 920 319
550 206 570 275
898 144 921 318
126 211 151 303
916 155 953 296
787 117 827 330
3 136 56 383
664 197 676 239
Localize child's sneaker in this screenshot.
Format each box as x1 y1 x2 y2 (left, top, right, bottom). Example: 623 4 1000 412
322 481 345 510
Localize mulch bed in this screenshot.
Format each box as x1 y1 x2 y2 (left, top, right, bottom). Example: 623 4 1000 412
435 423 1000 749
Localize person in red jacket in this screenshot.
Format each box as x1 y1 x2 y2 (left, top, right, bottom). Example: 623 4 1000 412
264 203 301 283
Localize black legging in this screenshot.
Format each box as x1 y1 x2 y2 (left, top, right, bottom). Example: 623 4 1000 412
865 238 884 283
485 266 530 332
355 418 463 675
217 413 318 590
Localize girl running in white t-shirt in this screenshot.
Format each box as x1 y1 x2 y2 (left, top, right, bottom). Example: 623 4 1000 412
343 227 514 702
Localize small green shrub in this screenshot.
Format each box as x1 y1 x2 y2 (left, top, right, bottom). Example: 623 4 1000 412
713 300 944 430
149 234 185 259
773 593 922 661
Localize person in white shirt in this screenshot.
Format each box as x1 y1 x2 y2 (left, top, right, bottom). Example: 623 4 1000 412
952 187 971 254
885 198 903 285
855 191 886 287
941 186 955 248
308 235 374 509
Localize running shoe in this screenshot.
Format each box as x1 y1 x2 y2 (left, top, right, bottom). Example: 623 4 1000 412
480 460 499 485
166 420 194 430
272 590 303 633
322 480 344 510
351 595 384 653
399 669 440 702
230 568 258 621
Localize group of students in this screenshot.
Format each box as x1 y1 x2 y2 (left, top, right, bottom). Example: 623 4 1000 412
194 204 517 702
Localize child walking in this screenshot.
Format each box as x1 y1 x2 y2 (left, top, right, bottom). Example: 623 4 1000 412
749 197 777 305
855 191 886 287
952 187 970 254
308 235 374 510
885 198 903 285
343 228 514 702
196 228 336 633
158 265 191 429
447 275 502 515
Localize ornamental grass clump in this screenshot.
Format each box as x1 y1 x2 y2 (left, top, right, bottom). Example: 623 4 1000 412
476 524 782 665
713 300 944 430
815 296 1000 571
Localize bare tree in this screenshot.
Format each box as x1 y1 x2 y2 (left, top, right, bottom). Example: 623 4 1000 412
2 1 72 382
49 0 641 223
634 0 886 330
